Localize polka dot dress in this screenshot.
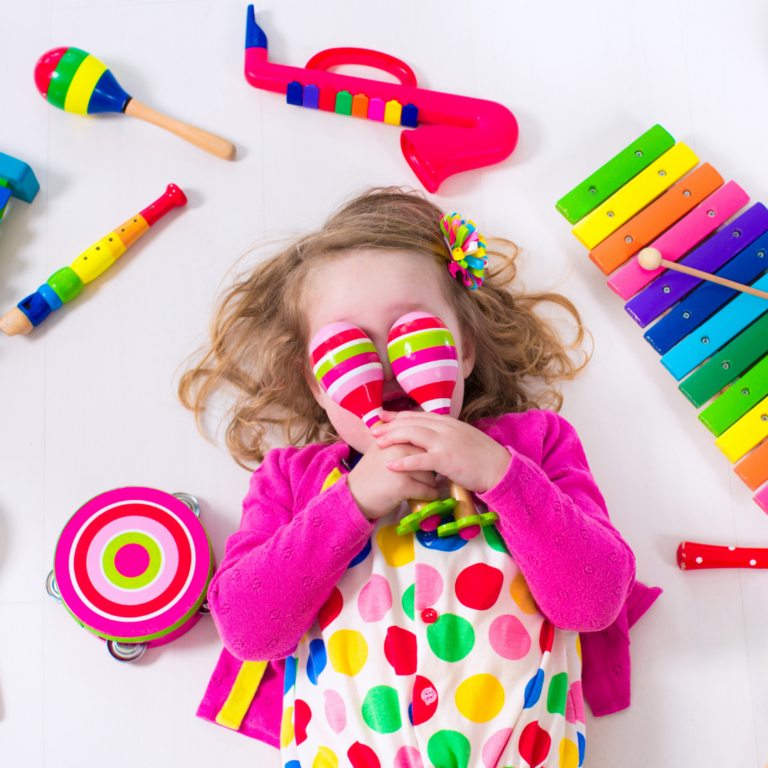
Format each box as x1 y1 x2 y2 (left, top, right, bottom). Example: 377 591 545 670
280 473 585 768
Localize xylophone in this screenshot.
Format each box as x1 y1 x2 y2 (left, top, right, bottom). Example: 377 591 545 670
243 5 518 193
556 125 768 512
0 184 187 336
35 46 236 160
0 150 40 225
46 487 214 662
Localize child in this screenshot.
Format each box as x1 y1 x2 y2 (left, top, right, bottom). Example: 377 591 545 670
181 188 643 768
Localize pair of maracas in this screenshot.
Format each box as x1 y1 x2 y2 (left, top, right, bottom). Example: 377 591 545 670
310 311 498 539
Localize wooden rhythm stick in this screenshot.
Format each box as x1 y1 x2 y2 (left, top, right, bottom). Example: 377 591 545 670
638 247 768 300
35 47 236 160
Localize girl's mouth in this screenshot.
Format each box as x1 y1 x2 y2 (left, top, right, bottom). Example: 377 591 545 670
382 395 420 412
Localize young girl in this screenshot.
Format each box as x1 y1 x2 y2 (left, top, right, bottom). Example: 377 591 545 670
181 189 640 768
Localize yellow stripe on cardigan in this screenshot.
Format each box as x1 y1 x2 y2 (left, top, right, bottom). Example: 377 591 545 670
215 660 268 730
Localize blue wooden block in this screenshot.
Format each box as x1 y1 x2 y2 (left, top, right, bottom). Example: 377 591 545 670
0 185 10 221
302 84 319 109
0 152 39 204
286 81 303 106
661 271 768 380
401 103 418 128
645 231 768 355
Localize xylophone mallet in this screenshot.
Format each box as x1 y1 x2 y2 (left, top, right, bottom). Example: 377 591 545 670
638 247 768 301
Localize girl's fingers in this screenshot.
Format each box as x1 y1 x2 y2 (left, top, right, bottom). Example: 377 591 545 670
405 480 440 502
374 411 449 431
386 453 435 473
376 426 438 450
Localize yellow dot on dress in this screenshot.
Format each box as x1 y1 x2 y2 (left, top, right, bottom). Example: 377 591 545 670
559 737 579 768
313 746 339 768
454 673 505 723
328 629 368 676
280 706 295 748
376 524 414 567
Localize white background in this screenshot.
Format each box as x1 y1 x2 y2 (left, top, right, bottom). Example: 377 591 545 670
1 0 767 765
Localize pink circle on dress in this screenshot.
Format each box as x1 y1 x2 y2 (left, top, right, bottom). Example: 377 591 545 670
482 728 513 768
114 543 150 577
565 680 585 724
86 516 179 605
394 745 424 768
323 689 347 734
489 614 531 660
358 574 392 622
414 563 443 610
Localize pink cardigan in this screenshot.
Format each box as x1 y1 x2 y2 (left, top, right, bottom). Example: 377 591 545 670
198 410 661 745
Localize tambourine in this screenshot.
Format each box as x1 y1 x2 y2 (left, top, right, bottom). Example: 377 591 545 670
47 487 214 662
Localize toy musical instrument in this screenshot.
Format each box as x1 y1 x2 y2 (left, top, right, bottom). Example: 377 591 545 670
387 312 499 539
678 541 768 570
243 5 518 193
34 47 236 160
46 487 213 662
0 183 187 336
0 150 40 226
556 125 768 513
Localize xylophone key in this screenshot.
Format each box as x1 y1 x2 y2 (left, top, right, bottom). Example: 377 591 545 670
335 90 352 115
625 203 768 327
645 231 768 355
736 439 768 490
0 151 40 204
590 163 724 276
319 86 336 112
662 272 768 380
556 125 675 224
755 484 768 513
351 93 369 118
384 100 402 125
679 312 768 406
0 185 10 221
302 84 319 109
572 143 698 250
700 355 768 436
368 97 385 121
715 395 768 462
286 80 303 106
607 181 749 300
401 103 418 128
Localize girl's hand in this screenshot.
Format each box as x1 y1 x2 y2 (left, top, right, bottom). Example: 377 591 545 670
371 411 511 494
347 441 439 521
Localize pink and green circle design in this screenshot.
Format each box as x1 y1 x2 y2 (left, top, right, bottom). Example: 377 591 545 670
102 532 162 589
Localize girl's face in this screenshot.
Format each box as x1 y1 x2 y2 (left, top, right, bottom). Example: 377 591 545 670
305 250 475 454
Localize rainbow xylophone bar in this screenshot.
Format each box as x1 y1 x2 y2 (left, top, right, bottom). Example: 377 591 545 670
0 184 187 336
556 125 768 512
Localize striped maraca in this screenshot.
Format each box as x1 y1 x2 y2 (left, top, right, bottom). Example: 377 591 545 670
34 47 235 160
388 312 498 539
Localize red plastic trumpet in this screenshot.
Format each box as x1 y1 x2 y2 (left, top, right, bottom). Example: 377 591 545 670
677 541 768 570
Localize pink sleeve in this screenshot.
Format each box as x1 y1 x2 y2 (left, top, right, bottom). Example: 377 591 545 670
207 446 374 661
477 411 635 632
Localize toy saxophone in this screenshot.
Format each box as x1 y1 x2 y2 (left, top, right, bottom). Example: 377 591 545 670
243 5 519 193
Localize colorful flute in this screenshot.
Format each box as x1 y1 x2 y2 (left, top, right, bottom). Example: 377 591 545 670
555 124 768 512
243 6 518 193
0 184 187 336
35 47 235 160
388 312 498 539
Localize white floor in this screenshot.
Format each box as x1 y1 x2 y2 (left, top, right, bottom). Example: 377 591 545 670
1 0 767 765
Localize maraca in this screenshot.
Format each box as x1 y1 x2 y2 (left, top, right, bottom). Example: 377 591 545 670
388 312 499 539
34 47 236 160
309 322 457 523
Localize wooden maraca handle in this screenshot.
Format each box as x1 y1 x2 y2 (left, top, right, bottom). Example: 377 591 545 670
677 541 768 570
124 99 236 160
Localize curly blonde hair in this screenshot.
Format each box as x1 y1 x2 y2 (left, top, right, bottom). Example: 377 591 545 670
178 187 589 468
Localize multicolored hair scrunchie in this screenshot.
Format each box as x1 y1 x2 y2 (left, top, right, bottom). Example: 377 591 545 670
439 212 488 290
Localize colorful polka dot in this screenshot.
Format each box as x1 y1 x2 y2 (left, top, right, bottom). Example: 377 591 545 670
577 732 585 766
489 614 531 660
414 563 443 609
307 638 327 685
358 574 392 622
481 728 513 768
416 526 467 552
313 746 338 768
455 674 505 723
328 630 368 676
539 620 554 653
347 741 381 768
412 674 438 725
377 525 414 567
455 563 504 610
286 762 301 768
483 524 509 554
576 633 582 662
361 685 402 734
394 746 424 768
547 672 568 715
294 699 312 745
565 681 585 724
518 721 551 768
427 613 475 662
348 537 372 568
323 689 346 734
284 655 297 694
559 737 579 768
510 572 538 614
384 625 417 676
427 730 471 768
319 587 343 630
280 705 294 747
523 669 544 709
402 583 415 621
